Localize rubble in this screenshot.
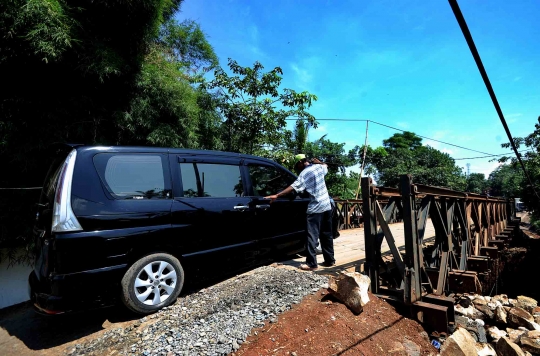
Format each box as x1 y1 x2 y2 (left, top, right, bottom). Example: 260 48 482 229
439 293 540 356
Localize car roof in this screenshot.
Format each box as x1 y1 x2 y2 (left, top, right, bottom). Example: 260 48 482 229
74 145 280 165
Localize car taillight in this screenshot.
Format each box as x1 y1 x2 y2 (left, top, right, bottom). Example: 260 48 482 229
52 149 83 232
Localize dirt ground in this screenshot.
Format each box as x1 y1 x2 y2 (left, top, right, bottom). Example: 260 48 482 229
0 301 140 356
235 291 437 356
0 283 438 356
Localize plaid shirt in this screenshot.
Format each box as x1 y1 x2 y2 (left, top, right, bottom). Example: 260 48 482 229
291 164 331 214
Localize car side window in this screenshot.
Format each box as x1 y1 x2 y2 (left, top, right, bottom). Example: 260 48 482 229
179 163 244 198
248 165 295 197
94 154 170 199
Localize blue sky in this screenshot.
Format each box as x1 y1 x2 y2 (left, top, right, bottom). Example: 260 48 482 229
178 0 539 177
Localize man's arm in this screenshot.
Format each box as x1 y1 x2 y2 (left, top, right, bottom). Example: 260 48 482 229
264 185 294 202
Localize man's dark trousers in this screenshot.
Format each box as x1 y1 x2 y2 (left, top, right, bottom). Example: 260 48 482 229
305 209 335 268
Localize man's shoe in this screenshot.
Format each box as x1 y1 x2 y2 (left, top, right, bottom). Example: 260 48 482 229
320 261 336 267
315 248 323 255
299 264 318 271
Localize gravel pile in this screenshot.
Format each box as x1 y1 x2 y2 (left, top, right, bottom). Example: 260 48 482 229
66 266 328 356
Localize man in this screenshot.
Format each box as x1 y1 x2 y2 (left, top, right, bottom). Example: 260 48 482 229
265 154 335 271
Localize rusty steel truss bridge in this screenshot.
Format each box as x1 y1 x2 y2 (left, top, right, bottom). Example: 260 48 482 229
335 175 521 333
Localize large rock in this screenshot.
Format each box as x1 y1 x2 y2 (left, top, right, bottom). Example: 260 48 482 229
459 297 473 308
467 320 487 343
455 304 476 318
456 315 472 328
488 301 503 311
517 296 538 314
474 297 488 306
441 327 478 356
497 306 509 324
488 326 507 342
494 294 511 306
327 272 370 314
506 328 527 344
529 322 540 331
477 304 495 320
509 299 517 307
496 337 526 356
520 337 540 355
476 343 496 356
509 307 535 329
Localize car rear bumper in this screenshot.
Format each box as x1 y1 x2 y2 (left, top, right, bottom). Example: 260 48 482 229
28 264 128 315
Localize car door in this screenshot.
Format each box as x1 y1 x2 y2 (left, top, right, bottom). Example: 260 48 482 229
244 160 309 256
169 155 260 276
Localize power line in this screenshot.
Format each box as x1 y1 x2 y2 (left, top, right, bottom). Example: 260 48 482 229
286 118 494 155
369 121 493 155
454 150 533 160
448 0 540 200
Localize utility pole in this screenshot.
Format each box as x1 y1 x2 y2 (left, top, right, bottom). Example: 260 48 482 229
355 121 369 199
466 163 470 177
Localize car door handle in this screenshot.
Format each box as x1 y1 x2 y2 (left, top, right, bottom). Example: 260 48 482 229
256 204 271 210
233 205 249 211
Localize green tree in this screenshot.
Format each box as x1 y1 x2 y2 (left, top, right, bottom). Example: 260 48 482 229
466 173 488 194
0 0 219 259
204 59 318 155
383 131 423 150
497 117 540 212
291 119 311 154
362 133 466 190
487 165 524 197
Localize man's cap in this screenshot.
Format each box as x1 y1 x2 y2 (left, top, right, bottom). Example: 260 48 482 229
294 153 306 164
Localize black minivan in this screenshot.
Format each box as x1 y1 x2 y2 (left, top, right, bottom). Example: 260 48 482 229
29 144 308 314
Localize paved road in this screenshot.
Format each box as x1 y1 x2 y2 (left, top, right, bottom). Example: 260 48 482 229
283 220 436 273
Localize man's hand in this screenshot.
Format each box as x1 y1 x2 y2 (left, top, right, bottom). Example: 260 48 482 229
264 194 278 203
264 186 294 203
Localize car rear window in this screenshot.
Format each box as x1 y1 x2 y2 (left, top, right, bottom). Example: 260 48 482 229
94 154 170 199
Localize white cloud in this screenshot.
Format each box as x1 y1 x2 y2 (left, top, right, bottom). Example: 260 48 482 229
469 162 502 177
396 121 410 129
441 148 453 155
249 25 258 42
312 124 327 135
506 113 522 124
290 63 313 86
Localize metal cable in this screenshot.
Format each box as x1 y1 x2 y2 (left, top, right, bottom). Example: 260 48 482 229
448 0 540 199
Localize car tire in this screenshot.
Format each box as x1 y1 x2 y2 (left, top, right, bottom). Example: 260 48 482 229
121 253 184 314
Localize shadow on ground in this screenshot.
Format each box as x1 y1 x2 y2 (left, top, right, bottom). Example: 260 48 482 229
0 301 138 351
0 263 272 352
